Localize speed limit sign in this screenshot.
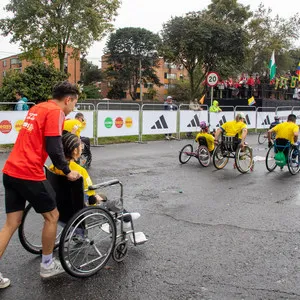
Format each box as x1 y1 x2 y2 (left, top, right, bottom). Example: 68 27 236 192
207 72 219 87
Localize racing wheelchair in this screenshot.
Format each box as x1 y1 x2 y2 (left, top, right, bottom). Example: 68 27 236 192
265 138 300 175
179 137 211 167
18 167 147 278
212 134 254 173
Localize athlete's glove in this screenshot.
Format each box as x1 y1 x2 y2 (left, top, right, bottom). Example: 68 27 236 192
268 141 273 148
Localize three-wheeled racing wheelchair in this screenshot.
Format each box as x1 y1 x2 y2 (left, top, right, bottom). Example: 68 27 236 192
212 134 254 173
265 138 300 175
18 167 147 278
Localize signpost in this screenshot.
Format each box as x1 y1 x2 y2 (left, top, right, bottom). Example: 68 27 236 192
206 72 219 107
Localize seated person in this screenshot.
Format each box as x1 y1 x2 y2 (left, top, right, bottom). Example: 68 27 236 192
268 113 299 153
195 121 215 153
49 132 140 229
270 115 280 129
214 112 248 148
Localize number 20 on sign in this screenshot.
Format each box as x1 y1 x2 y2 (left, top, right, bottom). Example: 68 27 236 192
207 72 220 107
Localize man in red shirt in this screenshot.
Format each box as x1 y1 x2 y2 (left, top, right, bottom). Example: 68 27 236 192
0 81 81 286
247 74 255 98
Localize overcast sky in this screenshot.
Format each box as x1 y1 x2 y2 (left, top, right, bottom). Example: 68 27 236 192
0 0 299 66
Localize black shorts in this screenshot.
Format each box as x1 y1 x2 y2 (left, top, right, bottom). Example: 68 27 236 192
3 174 56 214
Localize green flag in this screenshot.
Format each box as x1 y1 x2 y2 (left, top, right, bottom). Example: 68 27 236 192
269 50 276 80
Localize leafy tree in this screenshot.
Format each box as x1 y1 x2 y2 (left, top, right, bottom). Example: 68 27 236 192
82 85 101 99
105 27 162 100
246 4 300 75
161 0 251 100
0 63 67 102
80 58 102 85
0 0 120 71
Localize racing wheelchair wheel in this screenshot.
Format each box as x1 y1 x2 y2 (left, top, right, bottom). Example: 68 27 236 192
287 147 300 175
18 203 62 255
179 144 193 164
212 144 229 170
235 145 253 174
265 146 277 172
197 145 210 167
59 206 116 278
258 131 267 144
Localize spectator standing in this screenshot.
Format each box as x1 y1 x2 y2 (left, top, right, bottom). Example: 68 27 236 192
164 96 176 140
14 91 29 111
293 82 300 100
247 75 255 98
209 100 222 113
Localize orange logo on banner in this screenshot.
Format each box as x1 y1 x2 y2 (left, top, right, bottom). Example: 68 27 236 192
0 120 12 134
125 117 133 128
115 117 123 128
14 120 24 132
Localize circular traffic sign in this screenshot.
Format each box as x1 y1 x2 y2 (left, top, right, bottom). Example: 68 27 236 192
207 72 219 87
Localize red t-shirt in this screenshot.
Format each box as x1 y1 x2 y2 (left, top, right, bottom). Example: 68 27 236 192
3 100 65 181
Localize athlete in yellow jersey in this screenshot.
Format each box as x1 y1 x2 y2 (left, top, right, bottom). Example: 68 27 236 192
268 114 299 147
214 112 248 148
195 121 215 152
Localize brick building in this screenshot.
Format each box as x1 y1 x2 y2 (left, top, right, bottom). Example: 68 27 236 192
100 56 188 101
0 46 80 86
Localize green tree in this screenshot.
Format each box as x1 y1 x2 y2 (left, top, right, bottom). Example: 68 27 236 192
80 58 103 85
161 1 251 100
246 4 300 75
105 27 162 100
0 0 120 71
0 63 67 102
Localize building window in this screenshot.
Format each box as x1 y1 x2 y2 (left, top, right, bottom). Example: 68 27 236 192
167 73 176 80
164 84 169 90
3 60 7 67
10 58 21 65
3 71 6 77
64 53 68 74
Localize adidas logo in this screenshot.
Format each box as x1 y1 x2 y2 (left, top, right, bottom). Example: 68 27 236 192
187 114 201 127
244 114 251 125
151 115 168 129
216 115 227 127
261 115 271 125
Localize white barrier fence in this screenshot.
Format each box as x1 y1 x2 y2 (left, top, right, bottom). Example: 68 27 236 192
0 103 299 145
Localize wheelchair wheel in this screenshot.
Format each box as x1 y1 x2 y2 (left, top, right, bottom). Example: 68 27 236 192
197 145 210 167
258 131 267 144
179 144 193 164
212 144 229 170
235 145 253 174
287 148 300 175
18 204 62 255
112 240 128 262
59 206 116 278
265 147 277 172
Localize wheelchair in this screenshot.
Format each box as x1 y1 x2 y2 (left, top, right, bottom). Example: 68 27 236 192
18 167 147 278
179 137 211 167
212 134 254 173
265 138 300 175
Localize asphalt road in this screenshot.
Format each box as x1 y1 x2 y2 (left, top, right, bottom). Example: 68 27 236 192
1 134 300 300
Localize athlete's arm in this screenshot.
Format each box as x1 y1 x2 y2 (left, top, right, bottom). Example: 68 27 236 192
240 128 247 147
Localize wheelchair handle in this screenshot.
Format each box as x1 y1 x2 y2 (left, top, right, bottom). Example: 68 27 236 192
88 179 121 190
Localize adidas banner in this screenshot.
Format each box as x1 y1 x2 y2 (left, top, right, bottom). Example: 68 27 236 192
179 110 208 132
256 111 276 129
97 110 139 137
142 111 177 135
275 110 293 122
209 111 235 130
67 111 94 138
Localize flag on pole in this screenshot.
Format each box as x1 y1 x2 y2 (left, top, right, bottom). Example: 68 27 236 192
269 50 276 80
296 62 300 81
199 95 205 104
248 96 256 106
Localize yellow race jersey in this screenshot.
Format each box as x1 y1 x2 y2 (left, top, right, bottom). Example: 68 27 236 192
63 119 85 137
221 120 247 138
49 161 95 196
272 122 299 144
195 132 215 152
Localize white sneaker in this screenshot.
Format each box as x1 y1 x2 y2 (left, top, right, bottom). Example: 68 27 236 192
0 273 10 289
40 258 65 278
165 136 170 140
123 212 141 229
170 136 176 140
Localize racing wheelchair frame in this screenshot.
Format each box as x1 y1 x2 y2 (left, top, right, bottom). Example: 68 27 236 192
179 137 211 167
212 134 254 173
18 167 147 278
265 138 300 175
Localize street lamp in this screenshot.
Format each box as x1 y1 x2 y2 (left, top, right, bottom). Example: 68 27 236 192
139 58 143 103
